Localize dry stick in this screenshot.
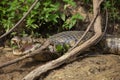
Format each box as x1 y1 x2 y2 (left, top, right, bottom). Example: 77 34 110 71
69 0 103 51
95 7 108 44
22 0 103 80
0 40 50 68
0 0 39 40
104 8 108 36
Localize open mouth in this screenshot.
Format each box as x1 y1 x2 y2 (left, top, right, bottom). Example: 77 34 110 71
13 43 41 56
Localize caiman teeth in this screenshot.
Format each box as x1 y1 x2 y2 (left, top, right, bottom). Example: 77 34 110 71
12 43 41 56
13 49 23 56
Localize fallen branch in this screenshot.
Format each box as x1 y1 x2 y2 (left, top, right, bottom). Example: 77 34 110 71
0 0 39 40
22 0 103 80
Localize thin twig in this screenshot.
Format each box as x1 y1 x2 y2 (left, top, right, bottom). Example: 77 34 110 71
0 0 39 40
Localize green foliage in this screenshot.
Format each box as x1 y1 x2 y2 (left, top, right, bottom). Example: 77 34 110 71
0 0 82 37
0 0 36 34
63 0 76 9
55 44 70 53
62 0 84 30
62 13 83 29
82 0 120 21
2 0 120 37
38 0 60 24
63 0 76 6
0 0 20 32
56 44 64 53
103 0 120 21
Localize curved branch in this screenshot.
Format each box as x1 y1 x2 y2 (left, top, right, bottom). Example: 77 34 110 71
70 0 104 50
0 0 39 40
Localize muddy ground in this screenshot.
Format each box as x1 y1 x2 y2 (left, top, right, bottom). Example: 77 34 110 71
0 47 120 80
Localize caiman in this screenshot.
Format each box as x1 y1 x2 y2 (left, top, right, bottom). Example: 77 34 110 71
11 31 120 61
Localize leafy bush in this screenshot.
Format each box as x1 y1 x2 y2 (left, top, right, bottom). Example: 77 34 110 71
0 0 37 35
82 0 120 21
0 0 120 37
0 0 83 37
103 0 120 21
62 13 83 29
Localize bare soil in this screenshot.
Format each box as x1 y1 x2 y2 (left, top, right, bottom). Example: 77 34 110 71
44 53 120 80
0 47 120 80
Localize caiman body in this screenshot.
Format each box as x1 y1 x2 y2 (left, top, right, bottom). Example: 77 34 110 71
49 31 94 47
48 31 120 55
12 31 120 61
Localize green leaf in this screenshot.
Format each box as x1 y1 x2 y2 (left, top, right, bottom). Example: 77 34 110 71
62 13 83 29
55 44 70 53
60 13 66 21
63 0 76 7
72 13 83 20
56 44 64 52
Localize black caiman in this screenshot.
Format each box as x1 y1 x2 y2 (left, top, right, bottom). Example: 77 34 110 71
11 31 120 61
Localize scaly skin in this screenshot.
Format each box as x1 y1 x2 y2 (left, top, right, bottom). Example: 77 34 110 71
49 31 94 47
